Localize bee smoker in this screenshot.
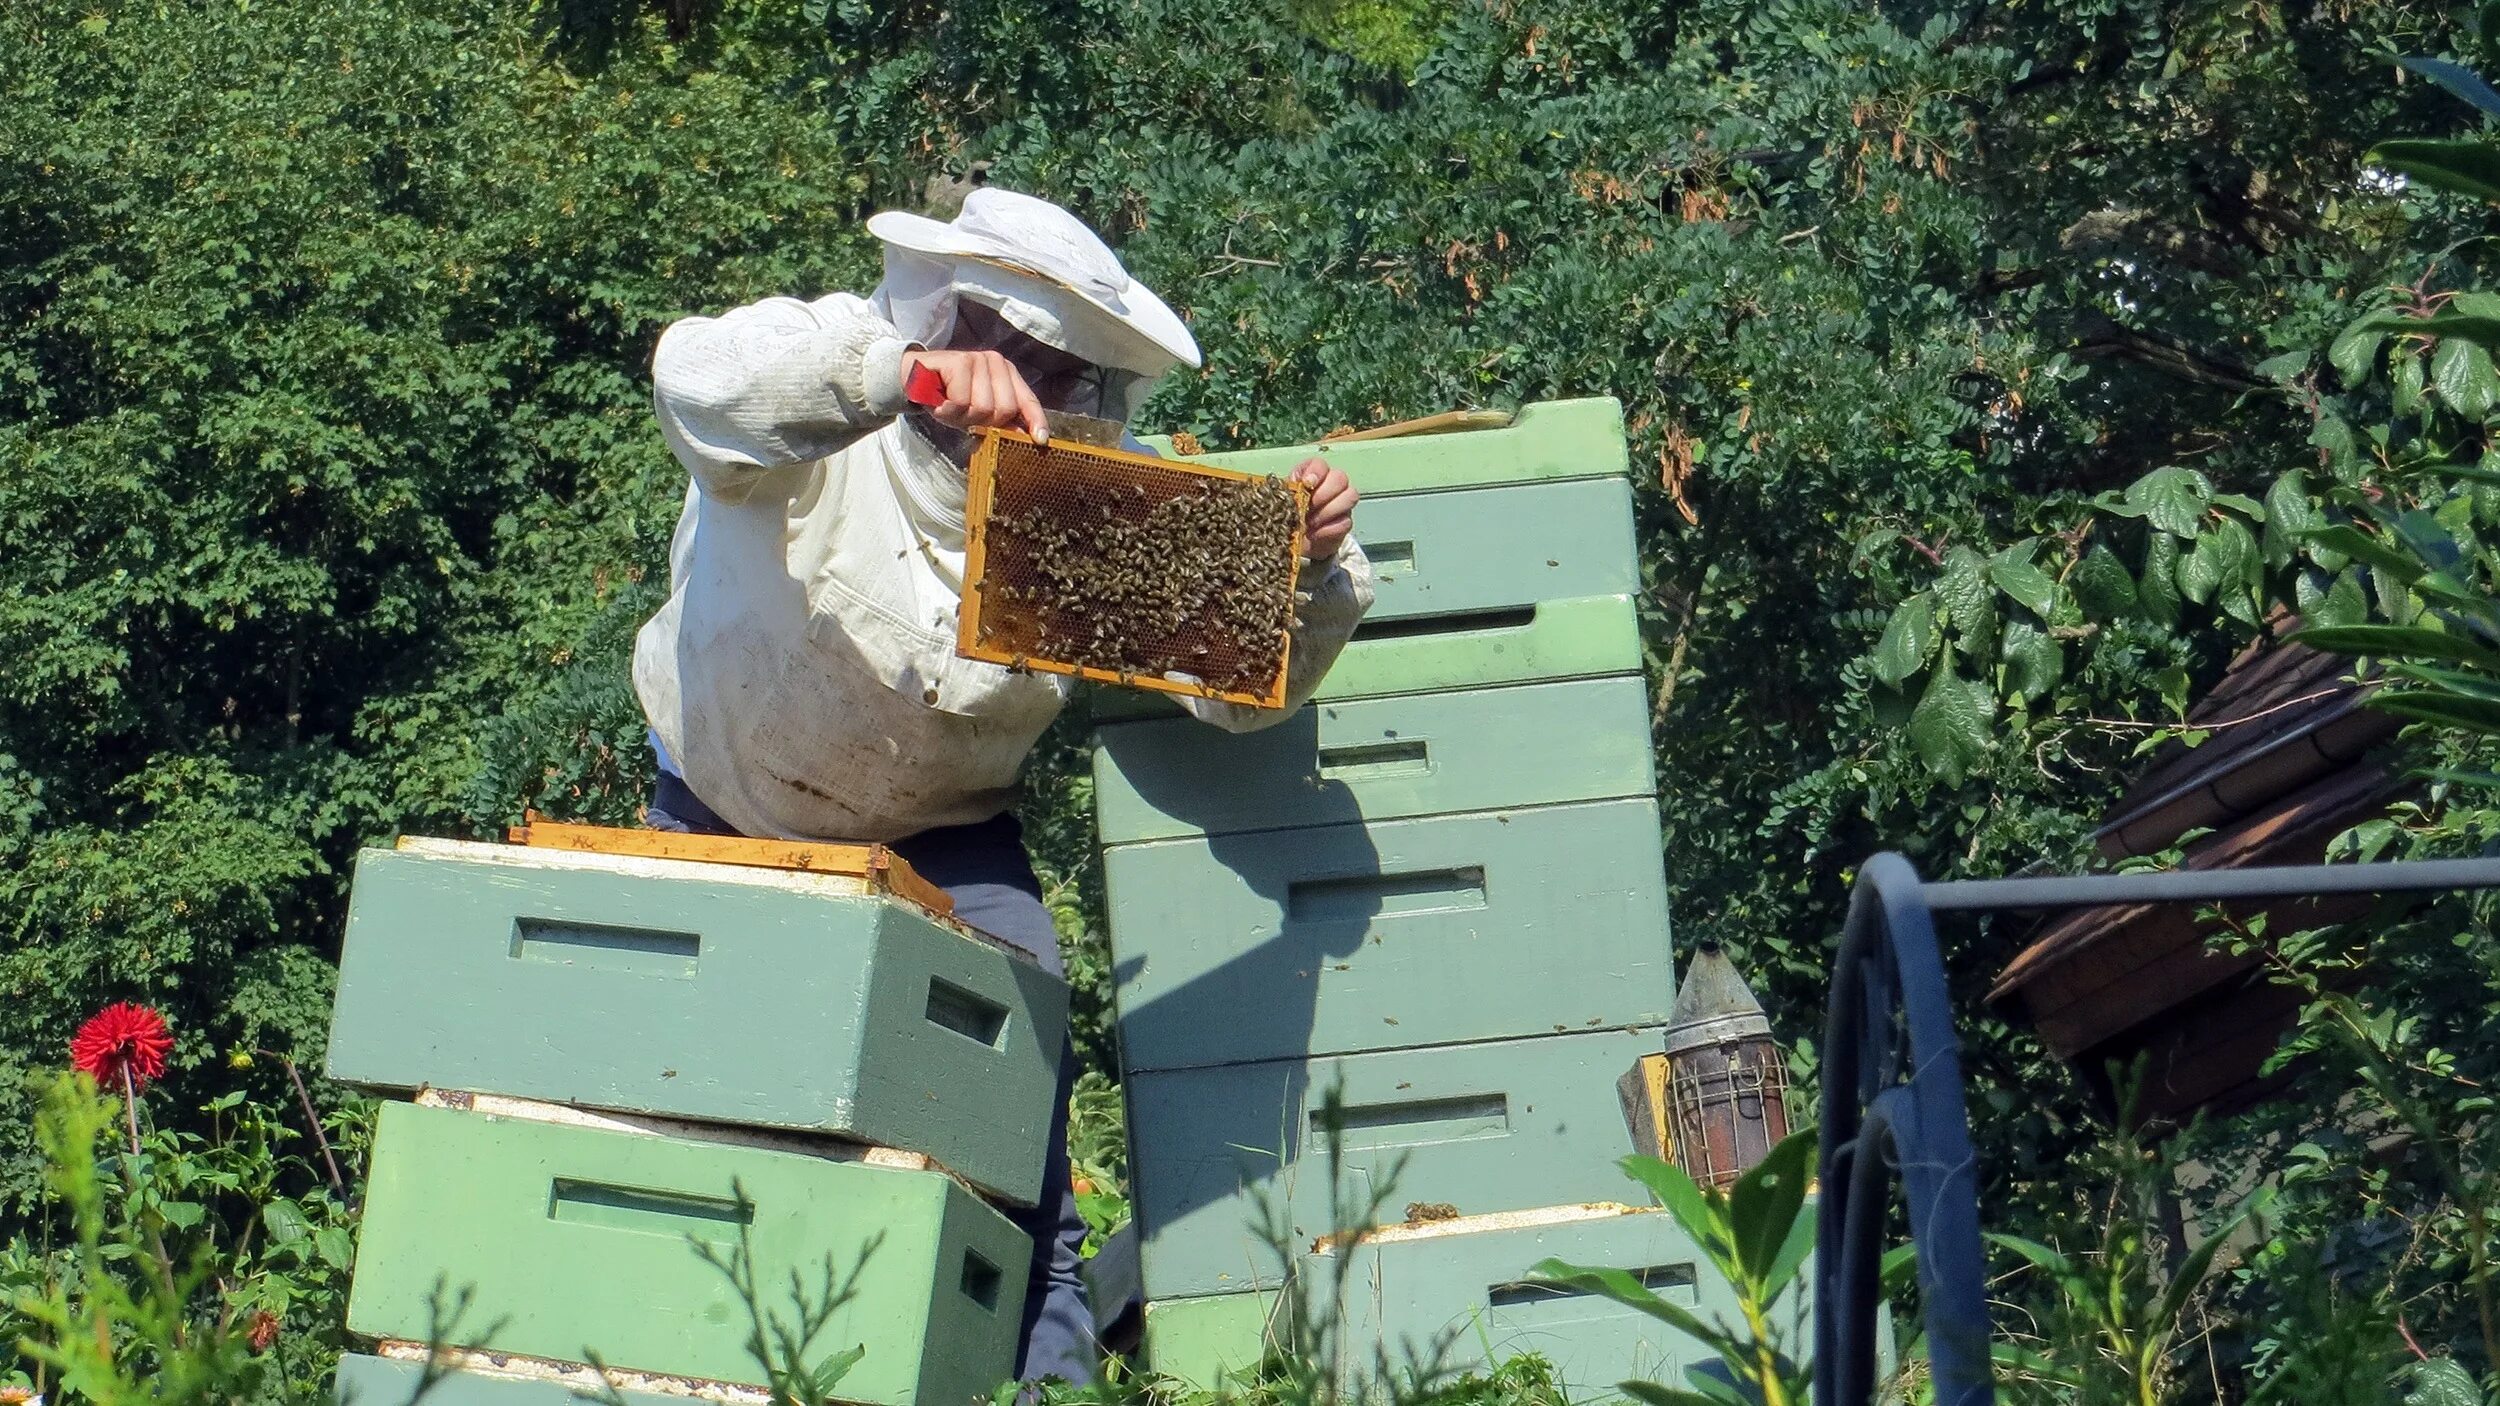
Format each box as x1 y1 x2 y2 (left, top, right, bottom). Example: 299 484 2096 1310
1656 942 1790 1190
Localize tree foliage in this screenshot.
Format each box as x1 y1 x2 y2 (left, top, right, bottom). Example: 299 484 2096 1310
14 0 2500 1386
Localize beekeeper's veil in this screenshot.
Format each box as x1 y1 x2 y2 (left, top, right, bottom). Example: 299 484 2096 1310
868 189 1200 424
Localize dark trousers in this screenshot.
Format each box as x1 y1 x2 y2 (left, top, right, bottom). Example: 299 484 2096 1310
647 772 1098 1386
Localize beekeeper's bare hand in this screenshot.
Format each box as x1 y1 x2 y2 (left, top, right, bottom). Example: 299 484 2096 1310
904 349 1051 443
1291 459 1357 563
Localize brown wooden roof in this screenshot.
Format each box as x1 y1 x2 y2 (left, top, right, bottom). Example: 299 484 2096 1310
1988 628 2403 1124
2087 633 2397 862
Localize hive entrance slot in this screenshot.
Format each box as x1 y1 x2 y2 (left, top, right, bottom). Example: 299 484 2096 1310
547 1179 752 1241
1317 739 1431 780
960 1251 1004 1311
926 979 1010 1049
1287 866 1488 921
510 918 700 979
1487 1263 1697 1314
1321 1092 1510 1149
1352 605 1538 642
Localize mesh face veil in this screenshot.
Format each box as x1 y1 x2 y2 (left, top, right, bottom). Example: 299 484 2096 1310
873 249 1161 424
945 302 1143 423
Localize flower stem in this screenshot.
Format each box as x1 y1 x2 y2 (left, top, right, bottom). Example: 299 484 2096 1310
119 1062 183 1328
259 1048 350 1210
118 1065 142 1163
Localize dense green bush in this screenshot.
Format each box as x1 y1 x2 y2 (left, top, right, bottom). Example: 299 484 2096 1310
15 0 2500 1394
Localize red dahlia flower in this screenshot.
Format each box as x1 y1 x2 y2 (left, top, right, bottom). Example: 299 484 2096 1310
70 1003 173 1092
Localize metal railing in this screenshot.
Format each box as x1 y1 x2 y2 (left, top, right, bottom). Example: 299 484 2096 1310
1814 852 2500 1406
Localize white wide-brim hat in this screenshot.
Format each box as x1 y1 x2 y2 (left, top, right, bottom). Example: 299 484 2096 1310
867 188 1201 377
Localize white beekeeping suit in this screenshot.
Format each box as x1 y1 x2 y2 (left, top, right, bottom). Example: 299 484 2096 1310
632 189 1375 843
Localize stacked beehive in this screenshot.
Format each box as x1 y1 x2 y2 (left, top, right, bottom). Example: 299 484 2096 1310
320 828 1070 1406
1094 400 1724 1394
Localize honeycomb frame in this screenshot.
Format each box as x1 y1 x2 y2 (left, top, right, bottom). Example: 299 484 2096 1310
960 428 1310 709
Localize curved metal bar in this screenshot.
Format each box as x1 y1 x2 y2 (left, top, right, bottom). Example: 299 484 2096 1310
1815 853 1993 1406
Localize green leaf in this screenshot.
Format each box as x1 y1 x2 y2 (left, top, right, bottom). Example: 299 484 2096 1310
1674 1367 1765 1406
1992 1341 2084 1387
2124 466 2214 537
1986 1231 2077 1278
155 1199 206 1230
2397 344 2429 413
2385 661 2500 701
1618 1155 1728 1257
261 1199 311 1245
2434 334 2500 419
1622 1385 1739 1406
2262 472 2322 568
1935 547 1991 632
2393 508 2467 575
2140 531 2183 627
812 1344 868 1390
314 1224 353 1269
2372 690 2500 735
2178 526 2228 604
2296 566 2330 616
2291 624 2500 669
1986 1231 2096 1316
1909 657 1993 780
2211 515 2261 622
1726 1129 1816 1290
2305 525 2426 583
1532 1259 1733 1349
2330 317 2386 385
1870 594 1939 687
2399 55 2500 118
2370 138 2500 204
2316 569 2372 628
1988 543 2059 618
2429 459 2500 488
2069 543 2138 620
2312 410 2361 469
2359 310 2500 347
2001 622 2065 701
2378 564 2423 625
2401 1357 2483 1406
2154 1187 2273 1330
1763 1201 1818 1304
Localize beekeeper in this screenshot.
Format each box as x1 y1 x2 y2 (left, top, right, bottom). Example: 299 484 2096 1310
631 187 1374 1383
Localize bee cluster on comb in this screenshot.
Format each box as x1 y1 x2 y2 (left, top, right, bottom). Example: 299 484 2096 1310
961 432 1306 706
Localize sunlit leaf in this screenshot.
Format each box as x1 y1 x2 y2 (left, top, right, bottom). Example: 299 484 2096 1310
1871 594 1939 687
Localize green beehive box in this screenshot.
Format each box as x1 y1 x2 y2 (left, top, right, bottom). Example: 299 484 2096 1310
1292 1207 1751 1402
1337 476 1637 627
325 839 1068 1206
1144 399 1629 496
1093 676 1656 845
334 1353 702 1406
1098 403 1642 723
1141 1293 1283 1389
1103 798 1674 1072
1125 1027 1664 1299
1304 593 1642 704
345 1101 1027 1405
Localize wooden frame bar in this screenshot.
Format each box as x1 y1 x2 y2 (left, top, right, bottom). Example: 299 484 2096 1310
503 815 954 918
